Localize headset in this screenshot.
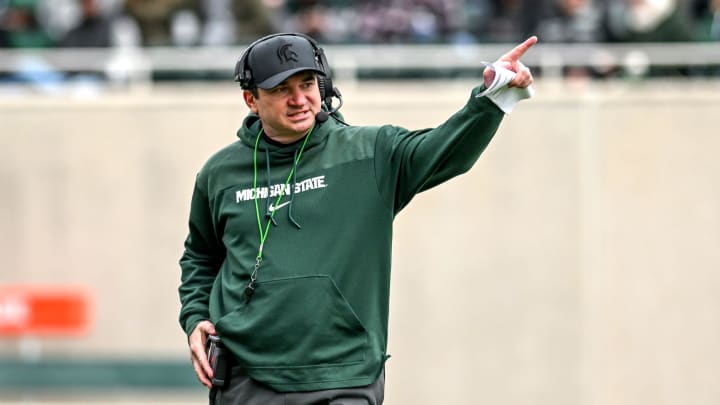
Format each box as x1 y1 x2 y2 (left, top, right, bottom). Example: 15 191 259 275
233 32 342 122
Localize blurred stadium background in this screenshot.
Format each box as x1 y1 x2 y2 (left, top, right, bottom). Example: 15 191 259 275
1 0 720 404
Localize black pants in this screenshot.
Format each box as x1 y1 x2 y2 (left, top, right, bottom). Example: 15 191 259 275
213 366 385 405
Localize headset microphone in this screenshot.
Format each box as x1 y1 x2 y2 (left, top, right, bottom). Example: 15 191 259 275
315 86 343 124
315 111 329 123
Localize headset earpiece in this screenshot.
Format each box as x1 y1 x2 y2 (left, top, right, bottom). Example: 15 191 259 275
312 46 335 109
317 76 334 110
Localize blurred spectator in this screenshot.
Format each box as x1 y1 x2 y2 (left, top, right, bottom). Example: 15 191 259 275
470 0 540 43
355 0 411 42
158 0 276 47
0 0 63 90
535 0 604 43
353 0 459 43
284 0 328 41
693 0 720 41
405 0 459 42
228 0 276 43
604 0 696 77
454 0 492 42
689 0 720 75
60 0 114 47
604 0 695 42
535 0 609 78
0 0 54 48
199 0 275 45
123 0 191 46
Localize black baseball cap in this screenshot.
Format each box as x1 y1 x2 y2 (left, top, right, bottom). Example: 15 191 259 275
245 35 326 90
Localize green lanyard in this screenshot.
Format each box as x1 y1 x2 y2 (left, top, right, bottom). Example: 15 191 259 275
244 126 314 301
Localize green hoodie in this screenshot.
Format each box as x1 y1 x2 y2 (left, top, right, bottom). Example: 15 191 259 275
179 87 505 392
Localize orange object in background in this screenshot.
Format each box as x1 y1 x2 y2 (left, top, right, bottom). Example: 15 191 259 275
0 285 92 336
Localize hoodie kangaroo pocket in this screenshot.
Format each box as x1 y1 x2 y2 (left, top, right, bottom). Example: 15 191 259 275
215 275 369 369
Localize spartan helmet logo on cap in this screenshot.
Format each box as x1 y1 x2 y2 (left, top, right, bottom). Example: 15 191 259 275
277 44 299 65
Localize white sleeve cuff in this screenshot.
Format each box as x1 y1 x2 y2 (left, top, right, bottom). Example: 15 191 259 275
476 62 534 114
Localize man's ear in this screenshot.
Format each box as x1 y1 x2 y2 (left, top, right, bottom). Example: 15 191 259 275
243 90 258 113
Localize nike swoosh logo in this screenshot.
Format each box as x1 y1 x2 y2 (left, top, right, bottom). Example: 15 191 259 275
268 201 291 213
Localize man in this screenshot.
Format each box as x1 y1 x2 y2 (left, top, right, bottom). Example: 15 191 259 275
179 32 537 404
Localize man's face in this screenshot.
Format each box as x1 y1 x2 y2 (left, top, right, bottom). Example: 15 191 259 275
244 72 322 143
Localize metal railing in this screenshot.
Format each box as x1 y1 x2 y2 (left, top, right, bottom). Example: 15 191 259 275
1 42 719 86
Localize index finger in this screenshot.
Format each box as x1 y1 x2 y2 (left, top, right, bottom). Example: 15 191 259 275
501 36 538 62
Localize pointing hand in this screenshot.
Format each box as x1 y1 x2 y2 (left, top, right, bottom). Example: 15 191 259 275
483 36 538 89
